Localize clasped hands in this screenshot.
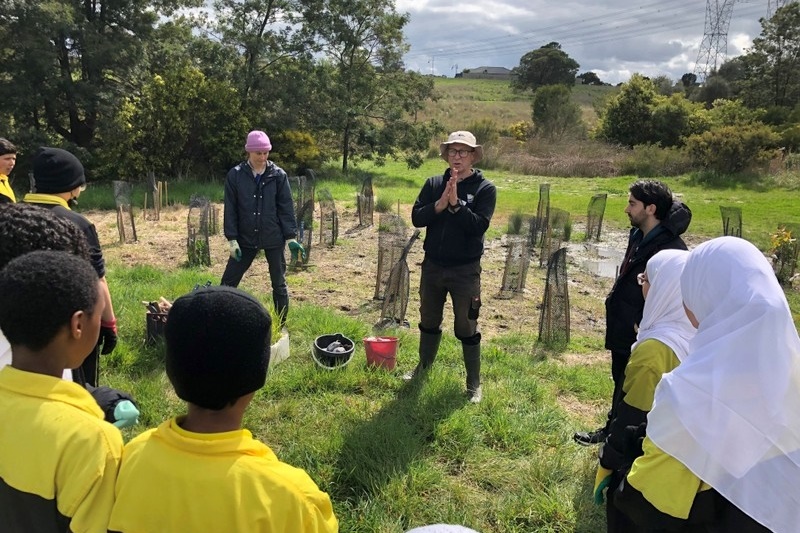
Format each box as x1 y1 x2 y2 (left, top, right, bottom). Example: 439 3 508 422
435 169 462 213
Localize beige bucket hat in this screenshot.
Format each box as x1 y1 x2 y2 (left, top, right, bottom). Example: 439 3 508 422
439 131 483 163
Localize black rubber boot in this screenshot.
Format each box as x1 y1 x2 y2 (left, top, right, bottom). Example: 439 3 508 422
463 342 482 403
273 293 289 328
403 330 442 381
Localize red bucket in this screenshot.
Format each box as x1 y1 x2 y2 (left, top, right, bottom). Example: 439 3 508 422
363 336 398 370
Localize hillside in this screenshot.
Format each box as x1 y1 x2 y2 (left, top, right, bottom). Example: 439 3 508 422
416 77 617 133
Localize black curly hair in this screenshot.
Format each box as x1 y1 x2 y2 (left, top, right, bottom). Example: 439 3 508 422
0 251 99 351
0 203 90 270
629 179 674 221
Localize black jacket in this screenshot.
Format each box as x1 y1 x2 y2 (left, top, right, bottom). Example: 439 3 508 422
223 161 297 250
411 168 496 267
604 201 691 352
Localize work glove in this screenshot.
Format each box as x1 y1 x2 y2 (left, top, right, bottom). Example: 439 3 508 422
228 239 242 261
594 466 614 504
112 400 140 429
288 238 306 262
99 319 118 355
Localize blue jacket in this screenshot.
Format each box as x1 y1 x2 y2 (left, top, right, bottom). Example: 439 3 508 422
223 161 297 250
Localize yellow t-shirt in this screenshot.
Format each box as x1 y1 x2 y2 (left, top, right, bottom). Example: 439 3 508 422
109 417 338 533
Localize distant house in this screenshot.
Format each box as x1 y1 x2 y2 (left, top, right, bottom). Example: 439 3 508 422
461 66 513 80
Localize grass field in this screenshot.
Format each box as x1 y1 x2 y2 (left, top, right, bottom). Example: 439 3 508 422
416 78 617 134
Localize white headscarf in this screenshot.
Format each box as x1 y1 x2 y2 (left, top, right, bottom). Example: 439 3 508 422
631 249 694 361
647 236 800 532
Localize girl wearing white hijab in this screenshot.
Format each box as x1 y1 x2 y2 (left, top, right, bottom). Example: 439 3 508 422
616 237 800 532
595 249 695 532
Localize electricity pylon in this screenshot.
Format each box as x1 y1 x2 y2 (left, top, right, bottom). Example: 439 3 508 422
694 0 736 80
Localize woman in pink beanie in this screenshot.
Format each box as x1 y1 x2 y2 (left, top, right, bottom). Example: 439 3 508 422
221 130 303 326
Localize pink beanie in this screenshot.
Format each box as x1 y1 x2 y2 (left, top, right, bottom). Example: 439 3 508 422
245 130 272 152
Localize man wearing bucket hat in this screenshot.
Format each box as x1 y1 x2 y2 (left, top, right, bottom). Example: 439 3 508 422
406 131 497 403
22 147 119 388
221 130 303 327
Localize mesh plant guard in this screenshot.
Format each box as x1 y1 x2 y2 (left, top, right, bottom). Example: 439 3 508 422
538 247 570 348
586 193 608 241
290 169 316 267
540 208 570 268
377 229 420 329
145 171 161 221
317 188 338 248
720 206 742 237
186 195 212 267
530 183 551 249
374 213 408 300
499 234 530 298
112 180 137 243
357 176 374 227
774 223 800 285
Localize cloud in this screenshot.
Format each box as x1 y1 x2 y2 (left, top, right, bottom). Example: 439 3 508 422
400 0 768 84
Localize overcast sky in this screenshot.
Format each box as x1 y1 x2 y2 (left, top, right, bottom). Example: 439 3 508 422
397 0 776 84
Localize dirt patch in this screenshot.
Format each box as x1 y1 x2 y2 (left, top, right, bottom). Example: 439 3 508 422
89 202 634 344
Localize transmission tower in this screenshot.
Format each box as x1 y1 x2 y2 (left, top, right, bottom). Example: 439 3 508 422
767 0 789 18
695 0 736 80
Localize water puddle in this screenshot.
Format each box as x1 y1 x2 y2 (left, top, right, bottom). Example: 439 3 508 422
569 242 625 279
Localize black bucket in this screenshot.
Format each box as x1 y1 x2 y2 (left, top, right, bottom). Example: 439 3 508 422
312 333 355 369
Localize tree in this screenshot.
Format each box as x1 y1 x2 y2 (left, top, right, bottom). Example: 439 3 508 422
577 72 604 86
511 42 579 93
681 73 698 88
737 3 800 108
0 0 199 151
595 74 658 147
101 66 249 181
531 85 584 140
303 0 436 173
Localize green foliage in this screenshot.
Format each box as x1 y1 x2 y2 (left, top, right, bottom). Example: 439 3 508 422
506 121 534 142
511 42 580 93
577 72 604 86
691 76 732 108
531 85 586 141
734 3 800 109
374 196 394 213
595 74 658 147
101 67 249 182
685 124 781 176
706 98 764 127
620 144 693 177
507 211 525 234
465 119 500 146
272 130 323 173
650 94 705 147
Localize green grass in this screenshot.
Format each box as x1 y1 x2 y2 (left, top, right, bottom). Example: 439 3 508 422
418 78 616 134
105 269 608 531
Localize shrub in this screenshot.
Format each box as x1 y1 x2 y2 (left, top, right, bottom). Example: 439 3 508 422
375 196 394 213
684 124 780 176
507 211 524 234
507 121 534 142
531 85 585 141
620 144 693 177
466 119 499 146
271 130 323 173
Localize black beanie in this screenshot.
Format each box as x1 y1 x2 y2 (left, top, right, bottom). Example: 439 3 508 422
165 286 272 410
32 147 86 194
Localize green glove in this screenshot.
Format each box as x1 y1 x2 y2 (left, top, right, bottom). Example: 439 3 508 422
594 466 614 504
288 239 306 262
228 239 242 261
112 400 140 429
